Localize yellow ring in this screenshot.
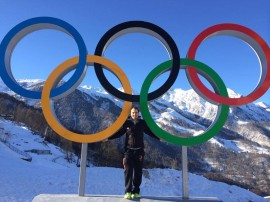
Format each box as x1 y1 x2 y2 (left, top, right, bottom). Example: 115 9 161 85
41 55 132 143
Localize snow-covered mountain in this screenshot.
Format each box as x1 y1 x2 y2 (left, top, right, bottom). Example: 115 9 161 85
0 118 268 202
0 79 269 197
1 79 270 149
79 81 270 152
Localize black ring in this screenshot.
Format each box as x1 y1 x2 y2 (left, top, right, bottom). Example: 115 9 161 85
94 21 180 102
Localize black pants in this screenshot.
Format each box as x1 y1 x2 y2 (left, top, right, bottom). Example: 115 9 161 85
123 149 144 194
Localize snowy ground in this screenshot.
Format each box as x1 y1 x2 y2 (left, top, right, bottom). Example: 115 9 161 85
0 118 268 202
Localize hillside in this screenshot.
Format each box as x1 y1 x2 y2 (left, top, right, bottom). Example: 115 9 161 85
0 79 269 196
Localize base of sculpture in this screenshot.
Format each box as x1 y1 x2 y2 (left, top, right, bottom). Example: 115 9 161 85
32 194 222 202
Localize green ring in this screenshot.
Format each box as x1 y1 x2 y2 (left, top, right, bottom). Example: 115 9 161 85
140 58 229 146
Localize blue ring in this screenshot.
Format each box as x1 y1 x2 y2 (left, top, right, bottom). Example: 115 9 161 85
0 17 87 99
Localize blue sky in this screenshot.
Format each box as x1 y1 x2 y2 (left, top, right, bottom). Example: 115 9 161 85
0 0 269 104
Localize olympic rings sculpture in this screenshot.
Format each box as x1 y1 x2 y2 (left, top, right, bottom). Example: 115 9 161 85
0 17 269 146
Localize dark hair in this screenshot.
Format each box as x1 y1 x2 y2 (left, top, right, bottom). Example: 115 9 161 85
131 106 139 112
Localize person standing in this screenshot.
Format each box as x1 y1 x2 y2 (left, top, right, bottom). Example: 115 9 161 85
108 106 160 199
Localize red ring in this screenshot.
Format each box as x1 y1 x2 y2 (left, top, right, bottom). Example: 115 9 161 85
187 23 270 106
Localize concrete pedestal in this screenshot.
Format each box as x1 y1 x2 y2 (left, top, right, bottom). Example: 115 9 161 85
32 194 222 202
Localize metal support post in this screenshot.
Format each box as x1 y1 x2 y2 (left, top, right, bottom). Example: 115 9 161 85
78 143 88 196
182 146 189 199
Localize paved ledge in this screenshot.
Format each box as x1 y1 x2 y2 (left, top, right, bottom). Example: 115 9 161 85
32 194 223 202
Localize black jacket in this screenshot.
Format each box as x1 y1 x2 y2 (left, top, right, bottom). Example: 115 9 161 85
109 118 159 150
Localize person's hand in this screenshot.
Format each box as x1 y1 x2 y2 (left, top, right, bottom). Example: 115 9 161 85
102 138 109 142
160 139 165 143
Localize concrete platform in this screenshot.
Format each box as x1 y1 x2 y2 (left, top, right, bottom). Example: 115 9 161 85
32 194 223 202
